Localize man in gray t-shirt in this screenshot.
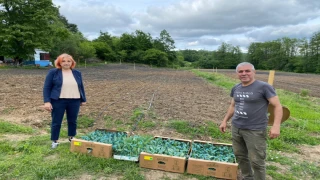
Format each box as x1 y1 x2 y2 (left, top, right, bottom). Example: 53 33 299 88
219 62 283 180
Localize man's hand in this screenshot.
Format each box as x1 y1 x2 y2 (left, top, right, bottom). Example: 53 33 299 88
269 125 280 139
219 121 227 133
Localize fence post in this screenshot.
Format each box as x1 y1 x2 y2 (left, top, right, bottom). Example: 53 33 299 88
268 70 275 85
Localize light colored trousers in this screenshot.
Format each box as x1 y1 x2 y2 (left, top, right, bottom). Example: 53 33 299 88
232 125 267 180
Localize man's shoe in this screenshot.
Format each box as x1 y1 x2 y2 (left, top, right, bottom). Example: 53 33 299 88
69 137 73 142
51 142 59 149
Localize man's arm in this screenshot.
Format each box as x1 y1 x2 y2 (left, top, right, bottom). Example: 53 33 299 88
268 96 283 139
219 98 235 133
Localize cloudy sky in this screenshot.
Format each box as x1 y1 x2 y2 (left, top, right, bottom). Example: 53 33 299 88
52 0 320 52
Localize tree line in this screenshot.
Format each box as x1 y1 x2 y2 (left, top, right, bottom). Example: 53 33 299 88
1 0 319 73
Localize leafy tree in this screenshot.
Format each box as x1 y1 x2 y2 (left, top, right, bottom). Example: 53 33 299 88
215 43 241 69
134 30 153 51
50 32 84 60
58 14 79 33
0 0 61 62
181 49 199 62
92 41 116 61
143 48 168 67
79 41 96 60
154 29 177 64
309 31 320 73
119 33 136 62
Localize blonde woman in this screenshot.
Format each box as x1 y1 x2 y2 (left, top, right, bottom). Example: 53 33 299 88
43 54 86 149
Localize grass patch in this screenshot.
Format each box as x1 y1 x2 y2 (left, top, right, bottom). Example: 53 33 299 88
0 135 145 180
138 120 156 129
168 120 231 142
0 120 34 134
130 108 144 122
267 171 296 180
290 161 320 179
77 115 95 128
192 70 238 90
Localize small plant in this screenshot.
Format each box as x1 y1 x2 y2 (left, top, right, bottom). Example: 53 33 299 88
130 108 144 122
300 89 309 97
77 115 94 128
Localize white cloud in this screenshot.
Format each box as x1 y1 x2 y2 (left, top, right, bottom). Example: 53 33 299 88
53 0 320 51
188 41 199 46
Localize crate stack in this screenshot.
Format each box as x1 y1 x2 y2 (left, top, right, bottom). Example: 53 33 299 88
70 129 238 180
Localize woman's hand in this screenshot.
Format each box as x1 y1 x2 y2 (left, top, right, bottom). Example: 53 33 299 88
80 102 86 106
44 102 52 112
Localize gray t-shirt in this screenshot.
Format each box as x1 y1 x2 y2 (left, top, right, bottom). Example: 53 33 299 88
231 80 276 130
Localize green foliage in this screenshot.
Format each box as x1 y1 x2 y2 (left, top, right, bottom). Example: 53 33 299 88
267 171 295 180
168 120 231 142
192 70 238 90
190 142 235 163
0 134 146 180
79 41 96 59
291 161 320 178
215 43 241 69
267 151 320 180
131 108 144 121
246 33 320 74
92 41 116 61
81 130 127 145
138 120 156 129
50 32 85 60
113 135 153 157
143 48 168 67
0 0 61 60
0 120 34 134
144 138 190 157
77 115 95 128
300 89 309 97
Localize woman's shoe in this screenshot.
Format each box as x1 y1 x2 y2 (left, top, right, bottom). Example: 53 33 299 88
51 142 59 149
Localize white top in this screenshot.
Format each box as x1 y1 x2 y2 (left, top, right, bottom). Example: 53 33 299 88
59 72 80 99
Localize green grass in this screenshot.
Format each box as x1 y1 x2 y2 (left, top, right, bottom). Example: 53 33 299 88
266 150 320 179
168 120 231 142
192 70 238 90
0 134 145 180
0 120 35 134
77 115 95 128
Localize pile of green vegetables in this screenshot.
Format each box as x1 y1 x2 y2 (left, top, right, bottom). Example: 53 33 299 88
81 131 235 162
190 142 236 163
81 130 127 146
81 131 190 157
144 138 190 157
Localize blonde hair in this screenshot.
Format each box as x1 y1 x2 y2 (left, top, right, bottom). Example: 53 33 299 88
54 53 76 69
